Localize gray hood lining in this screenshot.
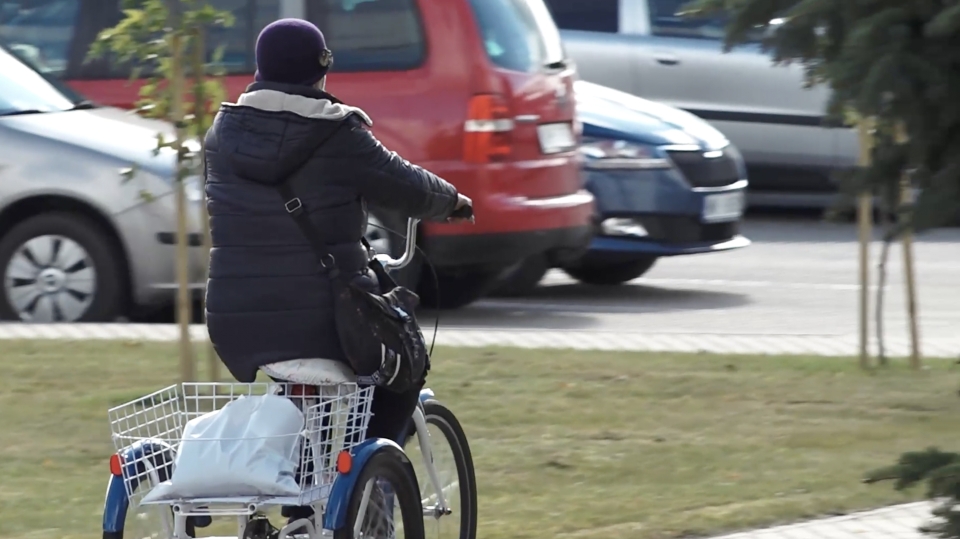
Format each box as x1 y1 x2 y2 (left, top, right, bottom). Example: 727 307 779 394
234 89 373 126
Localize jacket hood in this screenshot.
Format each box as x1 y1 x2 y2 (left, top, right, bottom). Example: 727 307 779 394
575 80 729 150
215 86 372 185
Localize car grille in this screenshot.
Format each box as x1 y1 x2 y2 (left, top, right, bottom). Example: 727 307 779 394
636 216 739 244
665 149 741 188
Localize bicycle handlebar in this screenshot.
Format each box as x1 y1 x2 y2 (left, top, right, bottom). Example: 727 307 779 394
372 204 474 271
373 218 420 271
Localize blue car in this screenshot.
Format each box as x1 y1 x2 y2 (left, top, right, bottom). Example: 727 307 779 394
494 80 750 294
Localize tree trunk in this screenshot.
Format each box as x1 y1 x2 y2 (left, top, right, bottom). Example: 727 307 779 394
191 26 219 382
169 0 194 383
856 120 874 369
900 176 922 369
893 124 921 369
875 215 892 366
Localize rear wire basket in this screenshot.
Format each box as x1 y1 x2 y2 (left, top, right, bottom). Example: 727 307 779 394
107 382 375 509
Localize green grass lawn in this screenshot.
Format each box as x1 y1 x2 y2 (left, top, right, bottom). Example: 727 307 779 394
1 339 958 539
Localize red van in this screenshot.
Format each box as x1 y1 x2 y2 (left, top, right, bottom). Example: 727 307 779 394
0 0 594 308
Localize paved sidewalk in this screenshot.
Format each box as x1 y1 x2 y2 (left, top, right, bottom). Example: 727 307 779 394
1 322 958 358
710 502 935 539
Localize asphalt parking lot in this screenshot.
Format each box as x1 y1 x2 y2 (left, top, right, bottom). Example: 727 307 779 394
429 214 960 356
130 212 960 357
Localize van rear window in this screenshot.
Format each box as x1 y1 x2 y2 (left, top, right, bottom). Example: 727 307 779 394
466 0 564 73
306 0 426 72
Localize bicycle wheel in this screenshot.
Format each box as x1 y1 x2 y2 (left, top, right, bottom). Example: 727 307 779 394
405 400 478 539
334 445 425 539
106 481 192 539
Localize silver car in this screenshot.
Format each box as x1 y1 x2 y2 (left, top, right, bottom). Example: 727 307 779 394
543 0 859 208
0 45 209 322
0 45 410 323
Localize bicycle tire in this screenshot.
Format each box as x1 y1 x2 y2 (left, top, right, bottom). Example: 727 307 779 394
334 444 425 539
406 400 478 539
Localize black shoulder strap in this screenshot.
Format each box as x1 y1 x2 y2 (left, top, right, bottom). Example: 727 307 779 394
277 182 342 278
275 126 345 278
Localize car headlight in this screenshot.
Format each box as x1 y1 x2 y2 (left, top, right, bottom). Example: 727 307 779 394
580 138 671 170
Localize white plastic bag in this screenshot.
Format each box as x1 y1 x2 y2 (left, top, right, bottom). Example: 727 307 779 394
142 393 304 502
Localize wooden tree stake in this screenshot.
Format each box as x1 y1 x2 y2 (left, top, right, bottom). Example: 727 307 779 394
169 1 195 383
190 26 219 383
899 176 922 368
857 121 874 369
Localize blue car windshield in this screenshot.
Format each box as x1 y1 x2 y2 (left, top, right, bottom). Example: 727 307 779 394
0 45 76 116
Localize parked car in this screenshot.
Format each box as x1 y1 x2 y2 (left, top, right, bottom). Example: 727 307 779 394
539 0 859 208
494 80 749 294
0 45 208 322
0 0 596 315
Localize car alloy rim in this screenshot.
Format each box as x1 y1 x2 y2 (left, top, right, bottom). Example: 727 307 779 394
365 215 392 257
3 234 97 322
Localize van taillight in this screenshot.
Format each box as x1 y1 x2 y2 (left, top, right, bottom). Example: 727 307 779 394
463 94 513 164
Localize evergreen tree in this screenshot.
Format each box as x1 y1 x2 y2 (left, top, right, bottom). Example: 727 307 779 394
865 448 960 538
687 0 960 230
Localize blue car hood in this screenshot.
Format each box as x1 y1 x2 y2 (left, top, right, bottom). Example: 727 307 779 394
575 80 729 150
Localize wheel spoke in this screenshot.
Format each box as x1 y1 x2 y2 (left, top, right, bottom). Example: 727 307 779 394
8 286 41 313
65 267 96 294
23 236 56 267
354 478 376 538
422 481 459 507
28 294 55 322
355 477 401 539
5 253 38 281
55 290 89 321
56 238 88 272
49 237 63 267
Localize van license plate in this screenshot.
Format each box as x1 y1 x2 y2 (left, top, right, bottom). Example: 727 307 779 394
702 192 744 223
537 123 576 154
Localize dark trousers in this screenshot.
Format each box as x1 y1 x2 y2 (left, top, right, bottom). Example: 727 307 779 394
365 382 422 444
282 382 422 521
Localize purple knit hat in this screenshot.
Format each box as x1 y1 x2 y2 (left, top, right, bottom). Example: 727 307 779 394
254 18 333 87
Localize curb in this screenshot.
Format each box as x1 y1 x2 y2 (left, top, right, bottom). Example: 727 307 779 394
709 501 933 539
1 323 958 358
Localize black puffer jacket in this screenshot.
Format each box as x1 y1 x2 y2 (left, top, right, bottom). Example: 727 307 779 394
204 82 458 383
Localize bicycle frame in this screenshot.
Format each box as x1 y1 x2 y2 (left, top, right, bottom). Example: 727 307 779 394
376 219 452 519
412 396 452 519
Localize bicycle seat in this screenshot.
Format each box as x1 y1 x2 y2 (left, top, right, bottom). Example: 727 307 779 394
260 359 357 386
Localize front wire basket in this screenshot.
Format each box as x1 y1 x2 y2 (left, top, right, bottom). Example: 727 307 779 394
107 382 375 509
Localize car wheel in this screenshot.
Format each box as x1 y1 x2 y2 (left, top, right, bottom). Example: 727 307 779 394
0 212 125 322
490 254 549 297
417 266 501 310
563 257 657 286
